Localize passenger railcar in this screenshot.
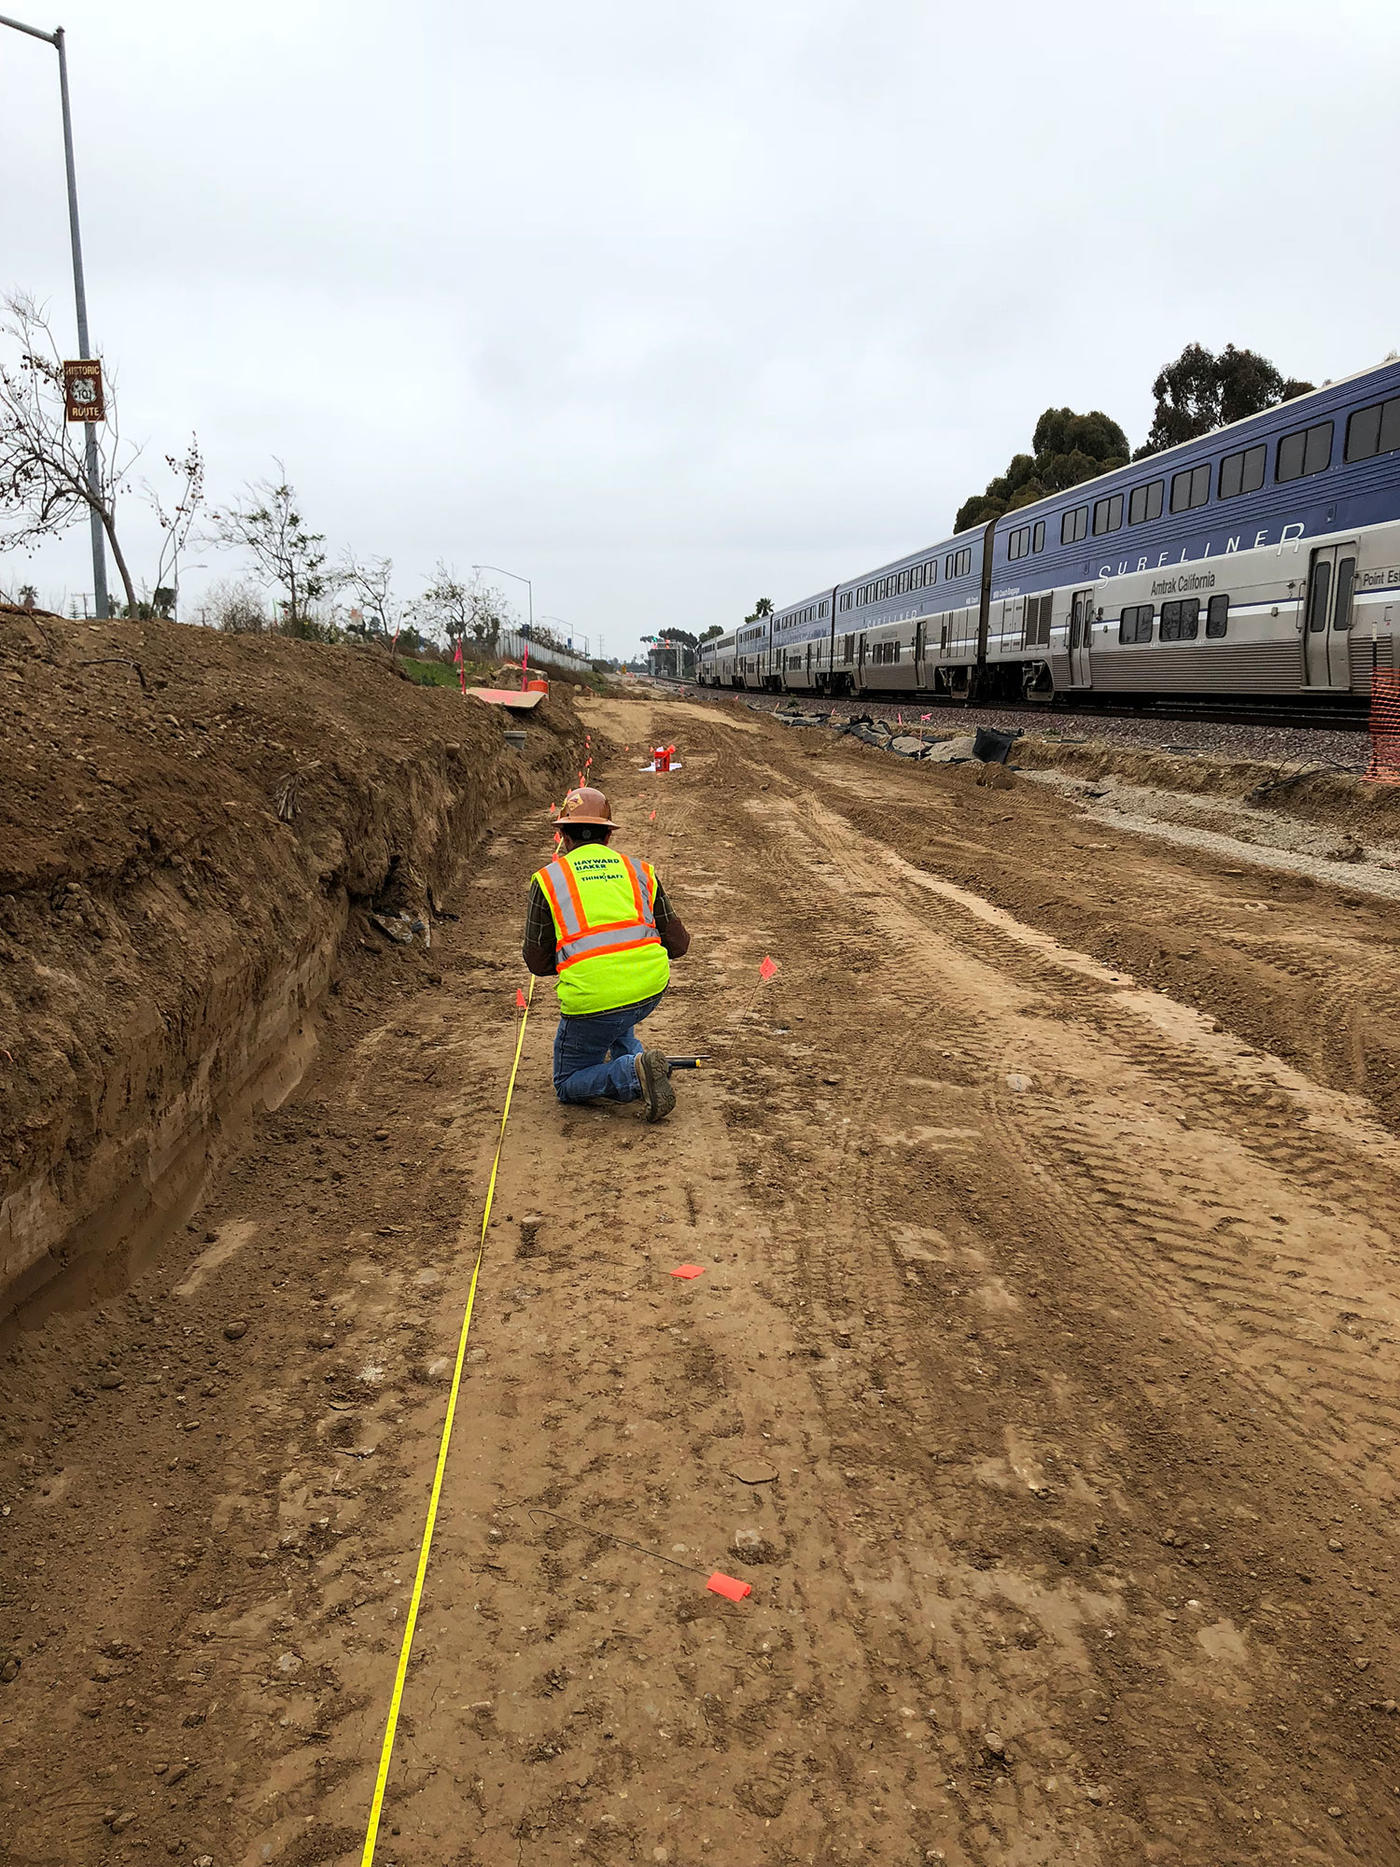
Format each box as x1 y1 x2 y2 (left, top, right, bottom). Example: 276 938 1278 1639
696 358 1400 706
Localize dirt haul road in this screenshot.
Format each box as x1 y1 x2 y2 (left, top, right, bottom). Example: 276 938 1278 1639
4 694 1400 1867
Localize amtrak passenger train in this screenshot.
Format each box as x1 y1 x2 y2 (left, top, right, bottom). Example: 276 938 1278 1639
696 357 1400 707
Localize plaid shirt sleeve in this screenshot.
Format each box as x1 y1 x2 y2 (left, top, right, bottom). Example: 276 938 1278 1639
523 879 556 964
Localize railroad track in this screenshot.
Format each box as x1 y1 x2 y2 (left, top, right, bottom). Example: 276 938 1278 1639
646 677 1370 740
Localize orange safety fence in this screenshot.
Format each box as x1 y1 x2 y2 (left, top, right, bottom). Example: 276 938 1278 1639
1366 671 1400 784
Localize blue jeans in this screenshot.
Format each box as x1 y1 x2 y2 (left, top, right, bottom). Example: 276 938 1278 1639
552 992 664 1103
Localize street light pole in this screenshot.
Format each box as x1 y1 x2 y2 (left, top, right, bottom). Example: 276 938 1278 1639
538 615 588 661
1 13 109 617
471 562 532 636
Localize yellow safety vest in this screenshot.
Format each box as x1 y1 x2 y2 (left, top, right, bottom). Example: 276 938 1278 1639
534 844 671 1016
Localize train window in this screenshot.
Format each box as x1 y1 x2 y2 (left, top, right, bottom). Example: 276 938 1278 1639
1118 603 1154 645
897 570 909 594
1218 443 1267 500
1206 594 1229 638
1334 555 1356 630
1346 395 1400 462
843 634 855 663
1007 531 1020 562
1128 479 1165 524
944 553 953 577
1307 559 1331 631
1170 463 1211 512
1092 494 1124 536
1276 419 1333 482
925 559 937 585
1032 520 1045 552
1060 505 1089 545
958 548 972 576
894 639 901 661
910 563 923 588
819 601 828 617
1160 597 1200 641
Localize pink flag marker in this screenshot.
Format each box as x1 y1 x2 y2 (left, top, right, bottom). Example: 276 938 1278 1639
759 955 778 982
671 1264 705 1280
515 987 527 1010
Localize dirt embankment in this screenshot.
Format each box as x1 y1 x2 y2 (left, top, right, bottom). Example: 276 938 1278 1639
0 613 583 1321
1014 732 1400 837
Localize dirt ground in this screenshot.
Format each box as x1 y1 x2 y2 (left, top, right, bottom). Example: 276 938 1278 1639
4 694 1400 1867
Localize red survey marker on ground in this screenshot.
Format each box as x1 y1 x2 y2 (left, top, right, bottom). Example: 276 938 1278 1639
707 1572 752 1602
671 1264 705 1280
759 955 778 982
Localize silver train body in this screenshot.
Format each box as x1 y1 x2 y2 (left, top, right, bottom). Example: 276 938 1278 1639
698 358 1400 705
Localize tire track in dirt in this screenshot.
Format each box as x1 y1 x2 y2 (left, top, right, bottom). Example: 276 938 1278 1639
634 700 1400 1863
725 735 1400 1514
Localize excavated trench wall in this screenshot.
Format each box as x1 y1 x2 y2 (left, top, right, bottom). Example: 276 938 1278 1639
0 613 584 1322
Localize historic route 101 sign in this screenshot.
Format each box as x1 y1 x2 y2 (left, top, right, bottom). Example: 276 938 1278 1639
62 359 104 423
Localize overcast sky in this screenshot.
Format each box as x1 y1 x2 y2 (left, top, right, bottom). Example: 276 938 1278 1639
4 0 1399 657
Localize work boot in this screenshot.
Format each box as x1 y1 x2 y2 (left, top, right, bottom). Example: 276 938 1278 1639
634 1050 676 1123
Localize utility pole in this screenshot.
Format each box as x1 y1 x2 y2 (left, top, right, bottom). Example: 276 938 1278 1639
1 14 109 617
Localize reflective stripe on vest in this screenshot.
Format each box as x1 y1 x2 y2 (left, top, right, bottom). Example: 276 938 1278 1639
533 846 669 1015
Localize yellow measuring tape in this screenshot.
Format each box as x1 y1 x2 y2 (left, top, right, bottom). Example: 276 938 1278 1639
359 973 536 1866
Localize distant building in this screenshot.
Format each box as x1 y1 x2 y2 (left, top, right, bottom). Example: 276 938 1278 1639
645 641 689 679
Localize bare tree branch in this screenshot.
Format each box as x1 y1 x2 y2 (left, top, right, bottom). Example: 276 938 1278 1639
413 562 515 652
0 290 141 611
338 551 399 643
144 434 206 616
209 462 330 635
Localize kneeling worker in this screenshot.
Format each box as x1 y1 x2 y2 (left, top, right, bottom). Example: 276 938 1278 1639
522 786 691 1121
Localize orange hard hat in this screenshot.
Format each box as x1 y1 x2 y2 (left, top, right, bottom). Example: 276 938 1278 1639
555 785 617 829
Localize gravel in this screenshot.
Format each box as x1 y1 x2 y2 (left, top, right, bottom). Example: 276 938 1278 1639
728 691 1372 770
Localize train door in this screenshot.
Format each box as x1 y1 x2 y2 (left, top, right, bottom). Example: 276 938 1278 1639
805 642 813 686
1067 588 1095 688
914 619 925 689
1302 543 1357 689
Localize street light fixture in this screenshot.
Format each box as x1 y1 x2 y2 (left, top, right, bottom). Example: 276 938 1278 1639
471 563 532 635
0 12 108 617
538 614 588 659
